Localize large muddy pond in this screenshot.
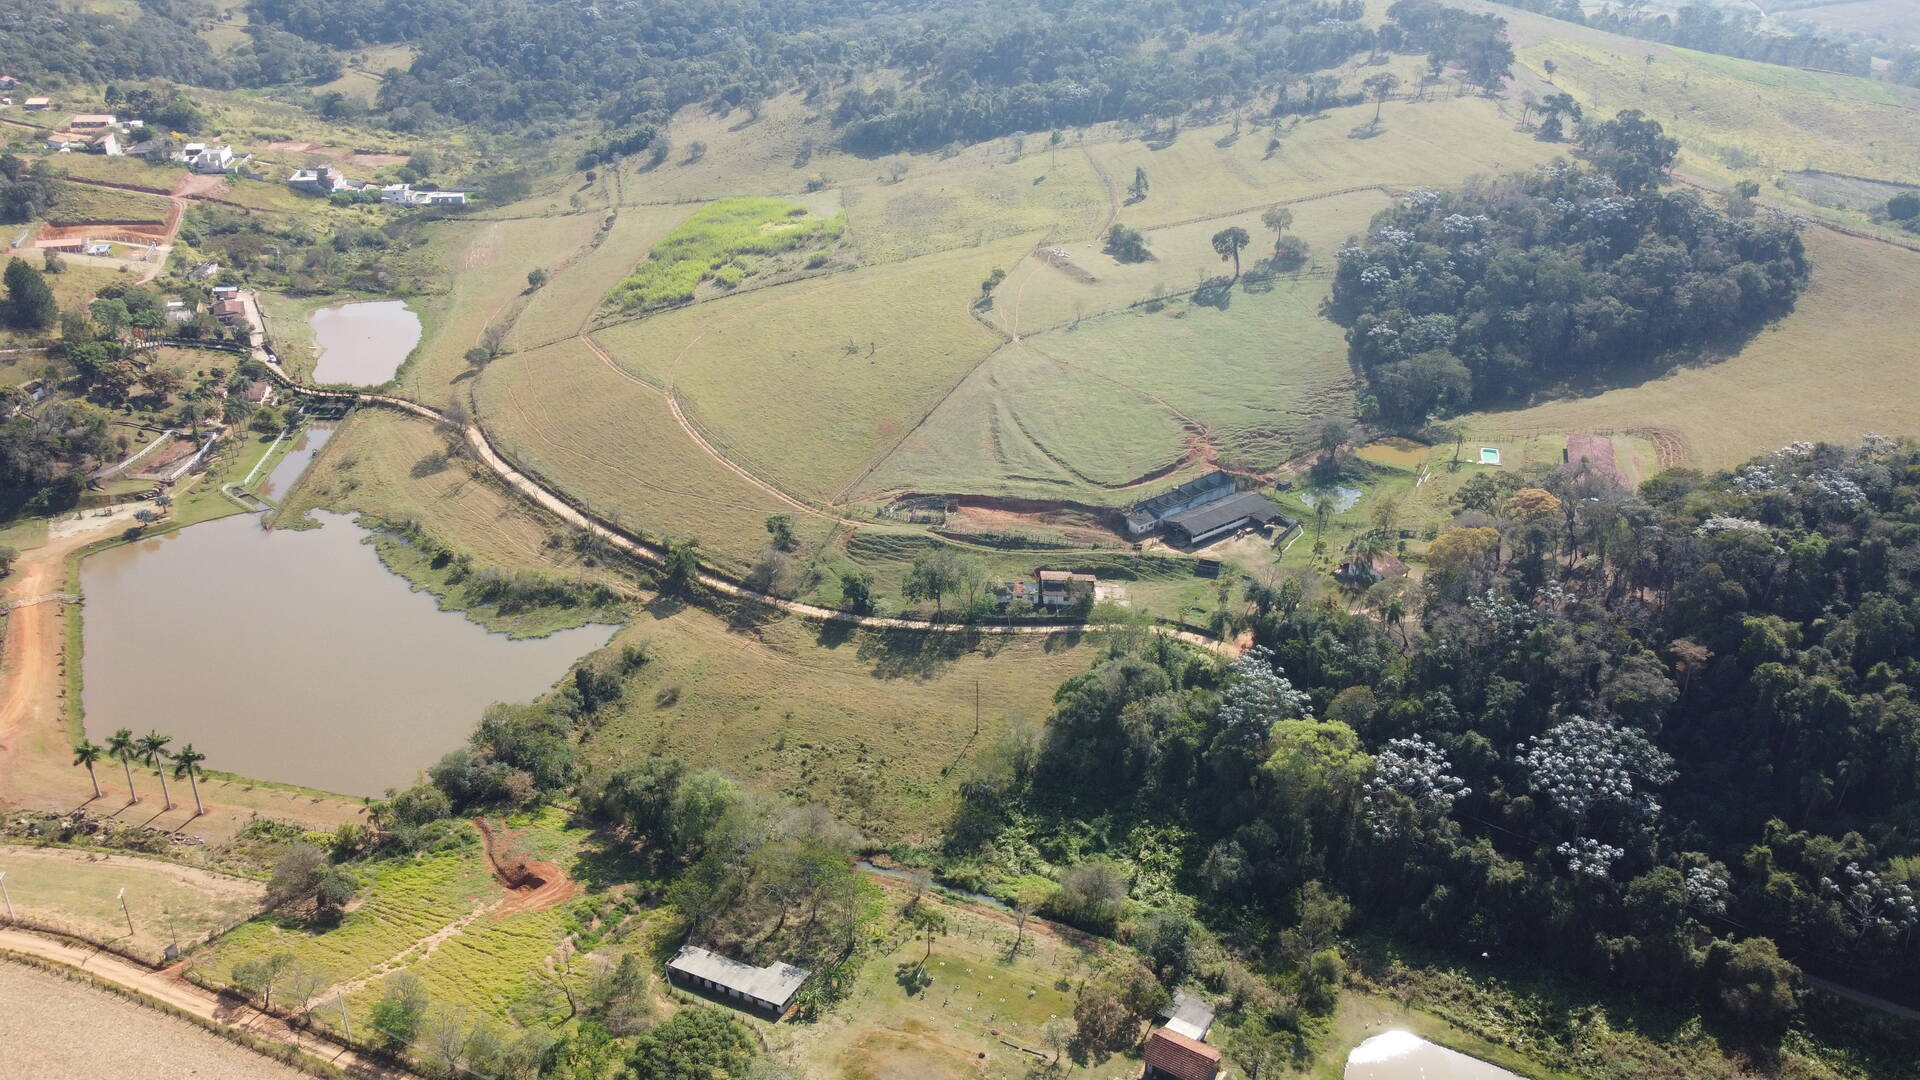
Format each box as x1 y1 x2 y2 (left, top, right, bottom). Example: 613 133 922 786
79 511 613 797
1345 1031 1522 1080
309 300 421 385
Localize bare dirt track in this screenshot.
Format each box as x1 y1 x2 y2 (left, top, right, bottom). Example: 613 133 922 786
0 960 314 1080
0 928 423 1078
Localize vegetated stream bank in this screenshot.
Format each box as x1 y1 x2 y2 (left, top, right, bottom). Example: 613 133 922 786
78 509 613 797
309 300 422 386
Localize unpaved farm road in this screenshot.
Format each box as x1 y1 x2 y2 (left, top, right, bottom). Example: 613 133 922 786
0 928 422 1078
264 374 1239 655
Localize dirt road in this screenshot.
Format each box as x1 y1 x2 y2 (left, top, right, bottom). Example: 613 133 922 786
0 928 421 1078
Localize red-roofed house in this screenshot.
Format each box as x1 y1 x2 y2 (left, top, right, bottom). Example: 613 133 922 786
1143 1027 1222 1080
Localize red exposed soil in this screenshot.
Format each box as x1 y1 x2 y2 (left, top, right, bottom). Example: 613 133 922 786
940 504 1119 547
171 173 231 198
38 221 169 241
473 818 581 914
1564 432 1622 485
263 141 320 151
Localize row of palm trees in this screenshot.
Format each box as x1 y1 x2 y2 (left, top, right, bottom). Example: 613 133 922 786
71 728 209 817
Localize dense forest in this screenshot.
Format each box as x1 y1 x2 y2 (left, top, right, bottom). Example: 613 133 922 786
1490 0 1872 75
1330 114 1809 426
241 0 1511 148
939 437 1920 1044
0 0 338 89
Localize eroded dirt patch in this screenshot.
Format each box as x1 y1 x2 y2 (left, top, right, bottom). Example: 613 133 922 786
474 818 581 914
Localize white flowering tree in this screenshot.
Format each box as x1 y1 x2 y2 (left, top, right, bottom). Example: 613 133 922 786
1518 715 1675 879
1363 735 1469 839
1215 646 1313 755
1821 862 1919 948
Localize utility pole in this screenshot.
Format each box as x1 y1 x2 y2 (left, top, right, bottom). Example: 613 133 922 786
338 996 352 1043
117 887 133 936
0 871 13 922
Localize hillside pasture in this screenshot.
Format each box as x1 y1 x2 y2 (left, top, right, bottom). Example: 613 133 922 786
47 183 173 224
473 337 833 573
841 146 1109 264
398 209 604 401
1476 226 1920 472
1080 95 1556 230
512 202 697 349
590 237 1026 506
0 845 263 963
583 612 1095 840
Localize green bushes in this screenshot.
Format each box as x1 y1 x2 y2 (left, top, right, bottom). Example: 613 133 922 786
606 198 844 312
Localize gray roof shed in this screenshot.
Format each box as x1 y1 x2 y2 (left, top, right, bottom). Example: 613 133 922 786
668 946 810 1014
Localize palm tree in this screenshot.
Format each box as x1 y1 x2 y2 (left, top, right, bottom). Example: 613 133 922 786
136 730 174 810
1261 206 1294 253
73 739 105 800
107 728 139 803
173 744 207 817
1211 226 1251 281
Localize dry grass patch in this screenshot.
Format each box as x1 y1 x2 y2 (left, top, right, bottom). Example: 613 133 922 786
1476 228 1920 472
512 203 698 349
0 845 263 963
591 238 1027 505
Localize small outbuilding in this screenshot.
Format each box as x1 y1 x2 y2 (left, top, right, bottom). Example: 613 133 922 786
1037 569 1097 608
24 97 52 111
667 945 809 1018
1157 990 1217 1042
1143 1027 1222 1080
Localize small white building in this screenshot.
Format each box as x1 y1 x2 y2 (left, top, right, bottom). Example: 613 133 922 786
181 144 242 174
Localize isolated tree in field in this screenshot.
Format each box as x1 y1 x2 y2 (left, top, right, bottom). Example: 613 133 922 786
903 549 980 615
372 972 430 1048
1211 226 1250 281
1536 91 1581 142
906 904 947 966
663 538 700 593
267 843 357 915
232 952 294 1010
173 743 207 816
764 513 795 551
526 267 548 290
1127 166 1149 203
838 570 874 614
1260 206 1294 253
73 739 104 800
1105 224 1150 263
4 257 56 330
107 728 139 802
1543 58 1557 82
137 730 174 809
1317 417 1352 462
1363 72 1401 124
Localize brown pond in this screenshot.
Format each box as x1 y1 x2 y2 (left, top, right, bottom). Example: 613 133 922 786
309 300 422 386
79 511 613 797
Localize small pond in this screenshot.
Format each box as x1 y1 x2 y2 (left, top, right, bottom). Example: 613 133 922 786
1345 1031 1521 1080
80 511 614 797
1308 484 1366 514
309 300 422 386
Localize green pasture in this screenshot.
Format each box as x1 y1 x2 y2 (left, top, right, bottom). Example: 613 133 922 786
604 197 843 314
513 201 696 349
583 612 1096 840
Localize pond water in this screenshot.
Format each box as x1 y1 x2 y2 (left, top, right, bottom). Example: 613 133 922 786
1309 484 1366 514
1345 1031 1521 1080
252 423 335 502
79 511 614 797
309 300 421 385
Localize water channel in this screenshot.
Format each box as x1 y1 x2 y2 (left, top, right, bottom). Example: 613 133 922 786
1344 1031 1522 1080
309 300 422 385
79 503 614 797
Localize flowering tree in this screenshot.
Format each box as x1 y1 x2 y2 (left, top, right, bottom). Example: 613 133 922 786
1363 735 1469 839
1518 715 1675 879
1215 646 1312 754
1821 862 1919 948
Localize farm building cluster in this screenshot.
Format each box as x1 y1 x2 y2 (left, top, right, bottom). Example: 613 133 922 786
286 164 468 205
1123 470 1295 549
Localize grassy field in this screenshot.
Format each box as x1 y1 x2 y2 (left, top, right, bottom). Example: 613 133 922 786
1476 226 1920 472
582 611 1095 839
397 209 607 402
795 889 1111 1079
0 845 264 963
473 337 835 573
841 145 1109 265
590 236 1026 507
512 201 696 349
204 844 498 992
604 196 843 313
47 183 173 223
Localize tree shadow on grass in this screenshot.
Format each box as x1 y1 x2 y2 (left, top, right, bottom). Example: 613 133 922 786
855 625 983 680
1191 278 1235 310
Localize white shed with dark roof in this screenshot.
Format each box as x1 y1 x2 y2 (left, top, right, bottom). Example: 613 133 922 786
667 945 810 1016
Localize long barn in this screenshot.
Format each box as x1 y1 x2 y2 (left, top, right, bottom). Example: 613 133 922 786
666 945 810 1017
